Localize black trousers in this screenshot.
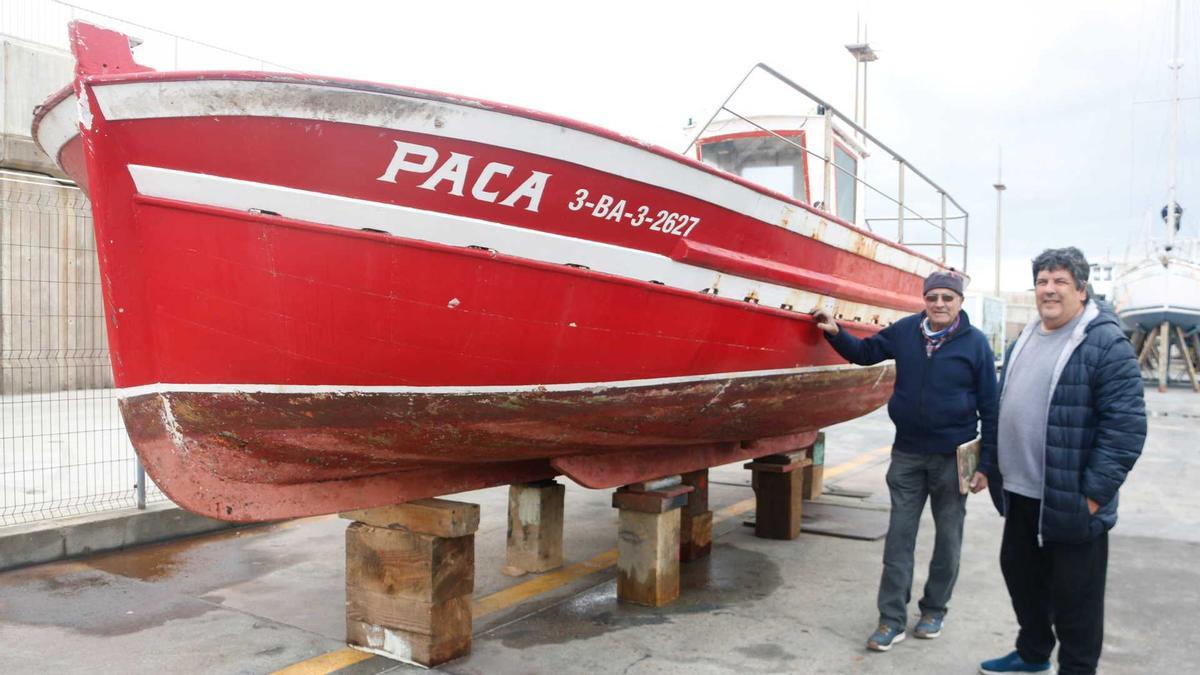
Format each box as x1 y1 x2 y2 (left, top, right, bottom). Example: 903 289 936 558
1000 492 1108 675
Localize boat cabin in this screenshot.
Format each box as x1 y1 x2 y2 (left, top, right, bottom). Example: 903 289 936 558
694 114 867 228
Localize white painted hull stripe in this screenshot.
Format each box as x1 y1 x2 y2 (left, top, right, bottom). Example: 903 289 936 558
72 79 939 279
115 363 881 398
36 94 80 166
128 164 908 326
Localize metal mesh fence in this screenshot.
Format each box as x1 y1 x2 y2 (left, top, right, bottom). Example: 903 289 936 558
1 172 167 526
0 0 295 527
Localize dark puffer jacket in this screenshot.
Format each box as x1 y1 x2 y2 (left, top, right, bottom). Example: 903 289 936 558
986 300 1146 543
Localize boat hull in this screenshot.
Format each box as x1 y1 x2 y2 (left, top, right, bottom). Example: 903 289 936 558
30 23 940 520
122 364 893 520
1114 256 1200 332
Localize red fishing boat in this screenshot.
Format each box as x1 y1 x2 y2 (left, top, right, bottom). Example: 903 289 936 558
33 22 966 521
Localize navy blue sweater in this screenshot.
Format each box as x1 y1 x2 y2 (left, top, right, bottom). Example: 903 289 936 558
826 311 999 471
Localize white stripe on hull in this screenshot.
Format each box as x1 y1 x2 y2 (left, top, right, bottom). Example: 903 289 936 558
38 78 940 279
128 164 908 327
115 362 879 399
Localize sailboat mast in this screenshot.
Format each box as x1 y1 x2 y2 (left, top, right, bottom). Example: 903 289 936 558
1168 0 1183 244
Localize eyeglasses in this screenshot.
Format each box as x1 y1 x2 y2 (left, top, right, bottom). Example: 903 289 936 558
924 293 958 303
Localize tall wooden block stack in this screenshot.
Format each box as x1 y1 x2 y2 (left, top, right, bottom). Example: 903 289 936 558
746 450 811 540
505 479 565 575
679 469 713 562
612 477 692 607
341 499 480 667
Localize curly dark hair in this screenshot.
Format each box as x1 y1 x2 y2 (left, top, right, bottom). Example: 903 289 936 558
1032 247 1090 292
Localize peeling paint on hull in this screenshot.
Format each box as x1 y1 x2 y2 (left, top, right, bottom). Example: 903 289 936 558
120 365 893 521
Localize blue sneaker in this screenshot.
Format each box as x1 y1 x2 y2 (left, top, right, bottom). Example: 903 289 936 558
866 624 906 652
914 613 943 639
979 650 1053 674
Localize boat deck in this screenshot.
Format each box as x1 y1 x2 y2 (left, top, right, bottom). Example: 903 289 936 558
1 392 1196 674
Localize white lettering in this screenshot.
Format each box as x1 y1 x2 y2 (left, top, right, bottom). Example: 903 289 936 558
377 141 438 183
470 162 514 203
499 171 551 212
418 152 474 196
605 199 627 222
592 195 614 218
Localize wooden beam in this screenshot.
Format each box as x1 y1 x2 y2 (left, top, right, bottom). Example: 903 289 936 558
613 478 687 606
802 432 826 500
504 480 565 575
341 498 480 538
1160 320 1171 392
1176 326 1200 392
747 451 808 540
344 498 479 667
1138 326 1158 367
616 508 682 607
679 469 712 562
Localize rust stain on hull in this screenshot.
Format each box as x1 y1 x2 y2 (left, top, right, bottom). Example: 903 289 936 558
121 365 894 521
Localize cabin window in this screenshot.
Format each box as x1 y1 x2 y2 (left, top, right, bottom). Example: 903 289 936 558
699 135 808 202
834 144 857 222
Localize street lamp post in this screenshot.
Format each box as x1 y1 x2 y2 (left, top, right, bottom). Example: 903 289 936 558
993 150 1006 296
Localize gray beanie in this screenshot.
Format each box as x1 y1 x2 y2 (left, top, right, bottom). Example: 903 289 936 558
923 270 965 296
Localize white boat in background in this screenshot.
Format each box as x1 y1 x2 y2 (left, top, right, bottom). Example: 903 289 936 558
1112 0 1200 335
1114 237 1200 332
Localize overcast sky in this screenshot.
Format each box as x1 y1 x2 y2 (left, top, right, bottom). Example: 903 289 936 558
20 0 1200 292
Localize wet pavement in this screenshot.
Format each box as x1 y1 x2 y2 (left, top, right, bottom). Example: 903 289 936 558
0 385 1195 674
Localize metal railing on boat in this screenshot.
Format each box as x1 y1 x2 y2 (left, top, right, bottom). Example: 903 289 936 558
685 63 970 272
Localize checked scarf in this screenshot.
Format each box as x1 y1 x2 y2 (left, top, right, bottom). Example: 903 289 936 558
921 315 960 357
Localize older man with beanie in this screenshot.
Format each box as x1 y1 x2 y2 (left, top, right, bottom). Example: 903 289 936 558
979 247 1145 675
814 269 998 652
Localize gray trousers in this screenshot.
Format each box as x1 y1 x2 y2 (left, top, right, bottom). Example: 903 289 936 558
877 450 967 630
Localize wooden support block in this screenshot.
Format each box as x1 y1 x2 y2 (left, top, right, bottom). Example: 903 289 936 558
505 480 565 574
611 484 692 513
680 510 713 562
346 523 474 603
750 462 805 540
678 469 712 562
347 596 471 666
616 508 681 607
680 470 709 516
344 498 479 667
341 498 480 537
802 432 826 500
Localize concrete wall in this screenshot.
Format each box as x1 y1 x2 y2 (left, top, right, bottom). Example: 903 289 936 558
0 34 73 177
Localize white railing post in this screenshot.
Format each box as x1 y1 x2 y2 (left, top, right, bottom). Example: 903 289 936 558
822 107 834 212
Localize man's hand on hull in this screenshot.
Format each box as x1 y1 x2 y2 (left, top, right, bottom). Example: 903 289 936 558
812 308 839 335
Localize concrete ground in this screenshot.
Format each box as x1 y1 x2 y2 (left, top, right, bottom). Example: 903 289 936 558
0 385 1195 674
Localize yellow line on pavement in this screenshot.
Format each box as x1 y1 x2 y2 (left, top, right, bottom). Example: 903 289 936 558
270 647 373 675
824 443 893 479
275 443 892 673
474 549 619 618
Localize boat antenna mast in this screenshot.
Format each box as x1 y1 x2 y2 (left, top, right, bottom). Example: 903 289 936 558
1166 0 1184 248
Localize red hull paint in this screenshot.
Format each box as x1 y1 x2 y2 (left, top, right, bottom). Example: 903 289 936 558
31 23 936 520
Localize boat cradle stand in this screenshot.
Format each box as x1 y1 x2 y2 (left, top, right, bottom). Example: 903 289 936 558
340 499 480 668
1133 322 1200 393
